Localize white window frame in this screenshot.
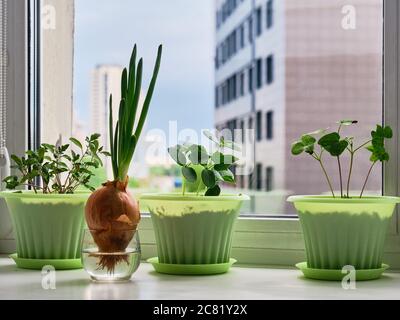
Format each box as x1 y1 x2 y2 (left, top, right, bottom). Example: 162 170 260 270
5 0 400 268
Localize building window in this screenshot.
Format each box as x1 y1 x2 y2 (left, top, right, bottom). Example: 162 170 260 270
240 72 245 96
231 30 237 56
256 111 262 141
215 86 219 108
222 83 228 105
266 166 274 191
266 0 273 29
240 119 245 143
248 172 254 190
240 175 245 189
232 74 237 100
256 163 262 190
266 111 273 140
240 24 245 48
248 66 253 92
256 7 262 36
266 54 274 84
256 58 263 88
248 16 253 43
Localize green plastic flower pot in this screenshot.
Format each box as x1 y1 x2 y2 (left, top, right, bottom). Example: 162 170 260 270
140 193 249 268
288 195 400 271
0 191 90 268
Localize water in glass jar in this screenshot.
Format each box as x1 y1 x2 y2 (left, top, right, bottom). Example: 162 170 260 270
82 248 141 281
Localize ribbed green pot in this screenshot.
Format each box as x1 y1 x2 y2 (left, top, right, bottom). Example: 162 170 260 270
140 193 249 264
288 195 400 270
0 191 89 260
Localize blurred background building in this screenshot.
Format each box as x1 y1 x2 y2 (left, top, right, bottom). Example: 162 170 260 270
214 0 382 204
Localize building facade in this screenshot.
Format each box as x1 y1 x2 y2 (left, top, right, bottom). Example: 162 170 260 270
90 65 123 178
214 0 382 203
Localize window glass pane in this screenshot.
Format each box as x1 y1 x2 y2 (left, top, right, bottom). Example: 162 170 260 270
40 0 383 216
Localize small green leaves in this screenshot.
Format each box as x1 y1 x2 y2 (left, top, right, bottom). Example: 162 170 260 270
290 120 394 199
89 133 101 141
168 134 239 196
211 151 238 166
291 134 316 155
168 145 187 166
338 120 358 126
203 129 219 144
4 135 108 194
188 145 209 165
367 125 392 162
182 166 197 183
202 169 216 188
218 169 235 183
205 184 221 196
318 132 348 156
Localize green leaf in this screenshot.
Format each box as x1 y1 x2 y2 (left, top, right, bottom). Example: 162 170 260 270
129 58 143 139
213 169 223 182
383 126 393 138
205 184 221 196
307 128 327 136
134 45 162 141
318 132 348 156
218 169 235 183
338 120 358 126
188 145 209 165
182 166 197 183
301 134 316 145
214 163 231 171
318 132 340 147
90 133 101 141
101 151 112 157
368 124 393 162
168 145 187 166
222 140 242 151
201 169 216 188
10 155 22 166
69 137 83 150
121 68 128 99
203 129 219 144
291 141 304 155
211 151 238 166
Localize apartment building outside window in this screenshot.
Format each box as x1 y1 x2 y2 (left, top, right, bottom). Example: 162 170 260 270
266 55 274 84
266 166 274 191
240 72 245 96
266 111 273 140
248 16 253 43
215 87 219 108
256 58 263 88
240 119 245 143
248 66 253 92
240 24 245 48
256 7 262 36
248 172 254 190
256 111 262 141
256 163 262 190
266 0 273 29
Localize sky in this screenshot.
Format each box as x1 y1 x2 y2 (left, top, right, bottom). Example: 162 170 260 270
73 0 214 135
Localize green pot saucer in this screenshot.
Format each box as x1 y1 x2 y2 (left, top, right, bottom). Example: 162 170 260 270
296 262 389 281
147 257 237 275
10 253 83 270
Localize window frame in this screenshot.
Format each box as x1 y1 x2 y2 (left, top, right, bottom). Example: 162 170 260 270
6 0 400 268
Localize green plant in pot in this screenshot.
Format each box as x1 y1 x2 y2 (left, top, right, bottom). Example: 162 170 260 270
141 131 249 275
287 120 400 281
0 135 108 269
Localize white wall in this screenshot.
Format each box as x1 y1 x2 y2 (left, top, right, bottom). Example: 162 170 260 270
41 0 75 144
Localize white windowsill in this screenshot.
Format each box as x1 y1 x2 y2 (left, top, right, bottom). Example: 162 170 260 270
1 256 399 300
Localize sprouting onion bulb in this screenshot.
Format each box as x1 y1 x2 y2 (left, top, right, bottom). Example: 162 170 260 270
85 44 162 273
